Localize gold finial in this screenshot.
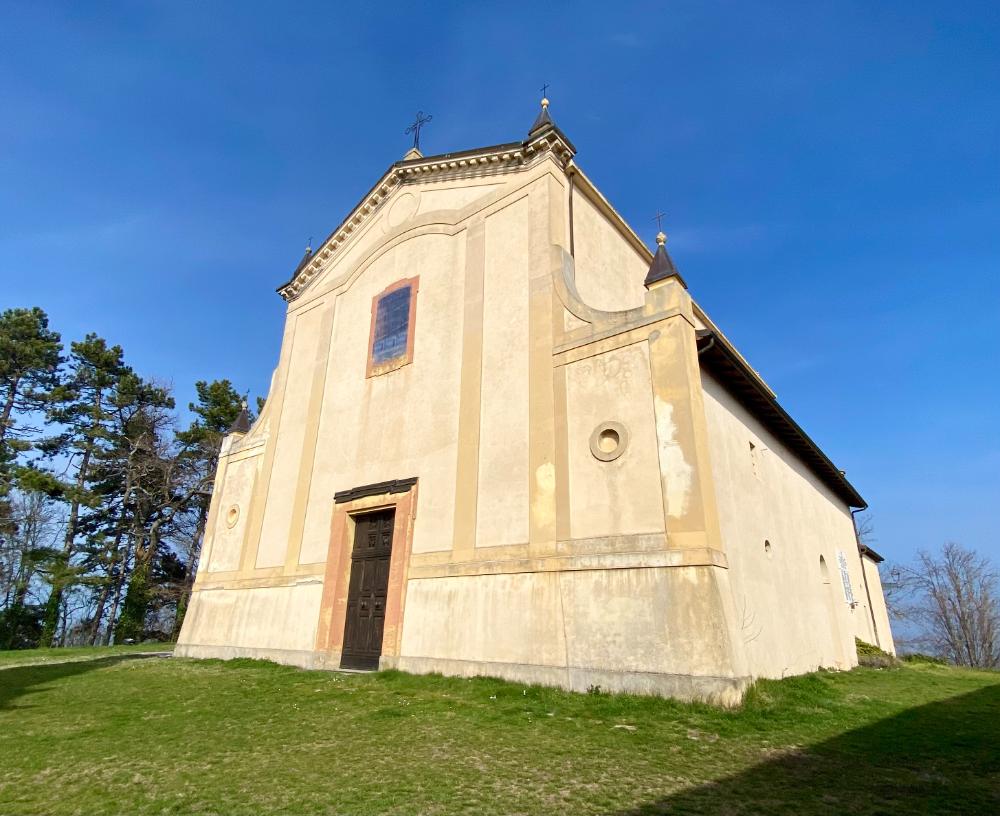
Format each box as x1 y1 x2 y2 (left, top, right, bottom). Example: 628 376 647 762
540 82 550 108
656 231 666 246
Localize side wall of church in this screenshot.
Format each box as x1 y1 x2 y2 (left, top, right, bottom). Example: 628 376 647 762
862 556 896 654
701 372 888 678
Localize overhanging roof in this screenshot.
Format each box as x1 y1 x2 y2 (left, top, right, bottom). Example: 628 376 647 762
859 544 885 563
696 329 866 509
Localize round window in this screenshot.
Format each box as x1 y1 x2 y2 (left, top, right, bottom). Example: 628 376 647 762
225 505 240 528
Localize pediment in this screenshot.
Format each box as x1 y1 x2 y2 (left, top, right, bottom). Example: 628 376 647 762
277 131 575 302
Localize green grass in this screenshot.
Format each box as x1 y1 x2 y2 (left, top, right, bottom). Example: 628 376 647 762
0 642 173 669
0 649 997 815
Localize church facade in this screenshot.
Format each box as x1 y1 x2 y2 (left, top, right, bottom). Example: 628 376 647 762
176 102 894 704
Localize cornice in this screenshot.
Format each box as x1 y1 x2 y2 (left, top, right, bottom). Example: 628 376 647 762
277 131 576 302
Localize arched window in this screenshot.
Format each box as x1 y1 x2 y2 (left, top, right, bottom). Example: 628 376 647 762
819 555 831 583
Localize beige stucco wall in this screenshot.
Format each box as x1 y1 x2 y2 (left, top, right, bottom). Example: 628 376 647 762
476 198 531 548
203 453 260 573
862 556 896 654
181 582 323 653
564 343 663 538
570 187 647 312
701 371 884 677
179 158 559 664
298 231 466 559
397 566 748 703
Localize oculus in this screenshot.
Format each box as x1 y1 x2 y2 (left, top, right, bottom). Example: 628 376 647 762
589 421 629 462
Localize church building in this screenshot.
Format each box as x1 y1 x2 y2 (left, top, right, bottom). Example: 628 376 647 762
176 99 894 704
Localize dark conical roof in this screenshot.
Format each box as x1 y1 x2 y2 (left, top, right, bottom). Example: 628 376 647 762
289 245 314 280
228 403 251 435
643 233 687 289
528 100 555 137
525 96 577 154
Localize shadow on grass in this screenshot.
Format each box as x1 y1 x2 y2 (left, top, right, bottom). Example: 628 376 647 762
617 682 1000 816
0 654 166 711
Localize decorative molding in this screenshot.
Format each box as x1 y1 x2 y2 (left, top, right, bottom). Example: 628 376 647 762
334 477 419 504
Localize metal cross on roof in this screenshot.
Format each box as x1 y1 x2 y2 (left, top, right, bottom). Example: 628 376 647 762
653 210 666 231
405 111 433 151
540 82 550 98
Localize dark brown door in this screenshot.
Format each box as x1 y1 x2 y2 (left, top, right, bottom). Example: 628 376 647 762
340 509 395 670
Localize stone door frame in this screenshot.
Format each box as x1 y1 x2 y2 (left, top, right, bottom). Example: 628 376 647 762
315 478 418 668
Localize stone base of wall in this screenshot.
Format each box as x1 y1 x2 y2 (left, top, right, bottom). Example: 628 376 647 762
394 654 749 706
173 643 339 671
172 643 749 706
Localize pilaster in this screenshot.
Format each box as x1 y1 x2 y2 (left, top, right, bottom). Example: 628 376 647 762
644 279 724 555
452 221 485 558
527 172 566 557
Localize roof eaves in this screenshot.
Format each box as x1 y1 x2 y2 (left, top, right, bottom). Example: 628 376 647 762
527 121 578 155
697 329 867 509
859 544 885 563
274 163 401 294
398 141 524 166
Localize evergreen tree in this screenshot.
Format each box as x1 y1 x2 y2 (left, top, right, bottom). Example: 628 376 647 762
0 307 63 489
37 335 127 646
112 375 180 643
0 308 62 648
0 307 254 647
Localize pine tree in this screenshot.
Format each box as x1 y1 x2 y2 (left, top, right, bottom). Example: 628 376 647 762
0 307 63 489
37 335 127 646
0 308 62 648
111 374 180 643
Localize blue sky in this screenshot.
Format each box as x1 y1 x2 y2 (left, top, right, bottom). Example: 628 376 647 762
2 1 997 566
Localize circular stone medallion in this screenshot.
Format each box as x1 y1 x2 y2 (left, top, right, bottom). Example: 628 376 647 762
386 192 419 229
589 421 629 462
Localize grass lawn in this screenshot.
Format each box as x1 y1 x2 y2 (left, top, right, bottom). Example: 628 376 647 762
0 649 997 815
0 642 173 669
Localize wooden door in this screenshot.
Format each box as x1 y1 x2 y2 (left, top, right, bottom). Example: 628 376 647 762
340 509 395 670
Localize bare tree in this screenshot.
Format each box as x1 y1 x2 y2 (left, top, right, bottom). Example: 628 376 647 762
893 542 999 668
0 490 63 648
